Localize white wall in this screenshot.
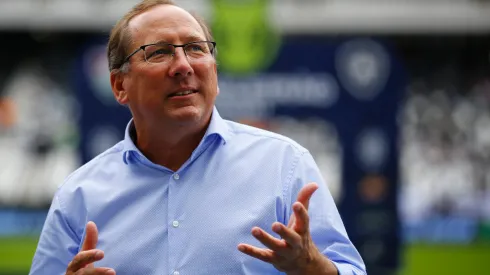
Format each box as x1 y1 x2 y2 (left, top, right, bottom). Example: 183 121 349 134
0 0 489 33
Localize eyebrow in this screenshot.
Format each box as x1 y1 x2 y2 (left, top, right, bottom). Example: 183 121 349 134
151 33 207 45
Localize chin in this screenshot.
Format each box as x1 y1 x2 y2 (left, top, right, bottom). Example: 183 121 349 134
168 106 206 124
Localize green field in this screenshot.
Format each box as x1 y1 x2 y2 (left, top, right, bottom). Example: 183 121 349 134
0 237 38 275
400 243 488 275
0 237 488 275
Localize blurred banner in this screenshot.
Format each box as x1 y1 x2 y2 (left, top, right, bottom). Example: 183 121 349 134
212 1 403 274
75 39 132 164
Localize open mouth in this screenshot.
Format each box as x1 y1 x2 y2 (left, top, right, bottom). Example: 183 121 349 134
169 90 197 97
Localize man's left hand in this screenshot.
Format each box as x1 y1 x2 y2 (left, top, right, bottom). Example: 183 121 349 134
237 182 338 275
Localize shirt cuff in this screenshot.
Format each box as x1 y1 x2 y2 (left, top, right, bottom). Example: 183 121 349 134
332 261 366 275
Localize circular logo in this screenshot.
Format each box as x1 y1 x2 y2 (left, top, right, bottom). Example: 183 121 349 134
335 38 391 101
358 174 388 204
355 128 389 172
360 239 385 263
211 0 281 75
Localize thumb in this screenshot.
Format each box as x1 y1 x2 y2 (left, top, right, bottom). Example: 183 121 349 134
81 221 98 251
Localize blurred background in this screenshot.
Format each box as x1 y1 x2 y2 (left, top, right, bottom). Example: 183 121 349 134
0 0 489 274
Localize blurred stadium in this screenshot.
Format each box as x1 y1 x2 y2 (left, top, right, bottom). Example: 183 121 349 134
0 0 489 274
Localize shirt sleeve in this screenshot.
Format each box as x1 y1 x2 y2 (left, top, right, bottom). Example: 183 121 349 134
286 150 367 275
29 192 81 275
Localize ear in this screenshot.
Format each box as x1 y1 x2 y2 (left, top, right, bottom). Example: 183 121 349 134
214 62 219 96
110 71 129 105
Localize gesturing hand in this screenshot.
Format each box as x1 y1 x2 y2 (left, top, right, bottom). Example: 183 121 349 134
238 182 336 275
65 221 116 275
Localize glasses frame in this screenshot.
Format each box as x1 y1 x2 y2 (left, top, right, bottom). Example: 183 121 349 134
122 41 216 67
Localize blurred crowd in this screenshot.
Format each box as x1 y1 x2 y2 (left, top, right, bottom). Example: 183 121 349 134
0 62 79 208
400 76 490 223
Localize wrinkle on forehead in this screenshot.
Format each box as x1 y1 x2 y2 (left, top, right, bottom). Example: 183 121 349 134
128 4 206 47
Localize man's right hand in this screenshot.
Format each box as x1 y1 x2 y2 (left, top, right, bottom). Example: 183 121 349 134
65 221 116 275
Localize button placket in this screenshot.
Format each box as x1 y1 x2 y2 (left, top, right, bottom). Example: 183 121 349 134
172 220 179 228
169 171 184 275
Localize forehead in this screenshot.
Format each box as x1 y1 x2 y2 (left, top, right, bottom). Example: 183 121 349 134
128 5 206 45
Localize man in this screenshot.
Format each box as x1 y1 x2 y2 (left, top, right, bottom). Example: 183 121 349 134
29 0 366 274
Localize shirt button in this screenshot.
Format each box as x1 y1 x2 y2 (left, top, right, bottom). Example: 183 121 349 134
172 220 179 228
173 173 180 180
173 271 180 275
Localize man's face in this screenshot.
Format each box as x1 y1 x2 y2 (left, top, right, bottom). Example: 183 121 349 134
118 5 218 127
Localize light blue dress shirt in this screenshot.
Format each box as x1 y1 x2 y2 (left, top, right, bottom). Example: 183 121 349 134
29 107 366 275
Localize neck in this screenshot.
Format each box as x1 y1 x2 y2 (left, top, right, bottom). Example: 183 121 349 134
133 118 210 171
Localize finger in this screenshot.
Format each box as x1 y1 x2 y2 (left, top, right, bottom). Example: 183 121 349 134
272 222 302 249
250 227 288 252
75 267 116 275
292 202 310 235
295 182 318 211
286 215 296 228
237 244 275 263
82 221 99 251
67 250 104 272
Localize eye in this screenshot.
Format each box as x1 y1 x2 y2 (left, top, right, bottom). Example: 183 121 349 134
144 44 175 62
188 44 204 52
147 47 173 58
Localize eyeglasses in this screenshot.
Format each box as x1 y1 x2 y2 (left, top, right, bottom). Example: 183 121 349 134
122 41 216 66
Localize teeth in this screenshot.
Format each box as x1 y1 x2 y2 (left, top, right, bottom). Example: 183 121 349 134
174 90 194 96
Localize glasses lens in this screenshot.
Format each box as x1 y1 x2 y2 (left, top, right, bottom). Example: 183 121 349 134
144 44 174 63
184 42 214 59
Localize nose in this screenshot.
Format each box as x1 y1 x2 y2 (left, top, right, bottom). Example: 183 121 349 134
168 48 194 78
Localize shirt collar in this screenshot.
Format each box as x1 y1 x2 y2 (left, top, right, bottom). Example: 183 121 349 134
121 106 231 164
